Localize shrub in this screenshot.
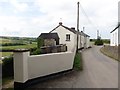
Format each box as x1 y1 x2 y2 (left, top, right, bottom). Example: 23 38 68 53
30 48 41 55
2 57 14 78
95 39 103 45
37 38 44 48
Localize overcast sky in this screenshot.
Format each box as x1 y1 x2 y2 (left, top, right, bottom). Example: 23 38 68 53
0 0 119 38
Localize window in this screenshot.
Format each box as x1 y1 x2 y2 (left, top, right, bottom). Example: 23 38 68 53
66 34 70 41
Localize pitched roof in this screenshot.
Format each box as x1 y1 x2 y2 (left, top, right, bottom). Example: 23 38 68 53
49 23 90 37
81 31 90 37
110 24 120 33
38 33 59 39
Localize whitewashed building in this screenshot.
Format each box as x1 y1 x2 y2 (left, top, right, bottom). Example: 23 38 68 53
111 2 120 46
50 22 90 51
110 27 119 46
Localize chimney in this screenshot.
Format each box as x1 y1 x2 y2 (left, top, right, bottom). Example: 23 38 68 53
71 27 75 30
59 22 62 25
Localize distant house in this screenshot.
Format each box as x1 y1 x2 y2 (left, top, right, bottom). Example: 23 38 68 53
50 22 90 51
110 25 119 46
38 33 59 46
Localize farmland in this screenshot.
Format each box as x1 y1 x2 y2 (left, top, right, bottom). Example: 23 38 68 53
0 36 37 57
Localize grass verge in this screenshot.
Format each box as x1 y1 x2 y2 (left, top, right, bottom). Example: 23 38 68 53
2 76 14 89
73 52 83 70
100 47 118 61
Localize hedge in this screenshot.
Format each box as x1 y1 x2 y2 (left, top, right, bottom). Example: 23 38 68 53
2 57 14 78
95 39 104 45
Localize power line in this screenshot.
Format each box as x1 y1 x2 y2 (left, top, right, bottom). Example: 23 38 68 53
79 2 99 30
79 2 118 36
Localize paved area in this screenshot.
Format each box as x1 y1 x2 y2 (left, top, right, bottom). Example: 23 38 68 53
28 46 118 88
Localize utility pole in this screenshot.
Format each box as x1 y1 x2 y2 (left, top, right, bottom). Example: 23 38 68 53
83 27 85 32
97 30 99 39
76 2 79 52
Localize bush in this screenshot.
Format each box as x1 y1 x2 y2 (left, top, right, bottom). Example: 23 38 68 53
30 48 41 55
37 38 44 48
2 57 14 78
95 39 103 45
102 39 110 44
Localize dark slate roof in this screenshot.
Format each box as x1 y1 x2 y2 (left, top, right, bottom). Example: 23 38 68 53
49 23 90 37
61 25 77 34
81 31 90 37
38 33 59 39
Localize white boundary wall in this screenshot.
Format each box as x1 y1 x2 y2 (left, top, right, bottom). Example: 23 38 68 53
14 49 76 83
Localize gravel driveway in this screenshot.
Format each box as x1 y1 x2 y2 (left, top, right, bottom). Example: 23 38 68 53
28 46 118 88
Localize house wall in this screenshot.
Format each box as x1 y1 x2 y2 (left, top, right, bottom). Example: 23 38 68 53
44 39 56 46
118 27 120 45
110 29 118 46
118 2 120 45
78 35 84 49
51 26 76 51
78 35 81 49
86 37 90 48
80 35 84 48
13 49 76 83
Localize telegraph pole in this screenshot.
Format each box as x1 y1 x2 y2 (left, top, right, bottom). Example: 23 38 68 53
83 27 85 32
76 2 79 52
97 30 99 39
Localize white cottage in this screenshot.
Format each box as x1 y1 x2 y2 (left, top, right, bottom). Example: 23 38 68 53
110 26 119 46
50 22 90 51
111 2 120 46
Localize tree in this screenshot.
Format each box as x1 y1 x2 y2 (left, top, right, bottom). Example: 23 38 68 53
37 38 44 48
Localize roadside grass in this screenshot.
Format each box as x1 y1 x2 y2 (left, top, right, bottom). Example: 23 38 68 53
2 77 13 85
2 77 14 89
100 46 118 61
73 52 83 70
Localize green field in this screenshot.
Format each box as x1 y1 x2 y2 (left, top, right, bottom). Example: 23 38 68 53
1 43 37 50
1 52 13 57
0 38 12 44
0 36 37 57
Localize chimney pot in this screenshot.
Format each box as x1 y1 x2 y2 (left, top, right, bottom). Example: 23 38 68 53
59 22 62 25
71 27 75 30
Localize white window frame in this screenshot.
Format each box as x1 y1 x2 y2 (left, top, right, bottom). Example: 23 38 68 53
66 34 70 41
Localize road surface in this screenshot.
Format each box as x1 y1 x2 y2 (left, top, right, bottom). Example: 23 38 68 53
28 46 118 88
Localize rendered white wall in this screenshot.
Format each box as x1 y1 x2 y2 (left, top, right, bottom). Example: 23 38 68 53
118 1 120 45
110 29 118 46
14 52 29 83
14 50 76 83
86 37 90 48
51 26 76 51
28 51 75 80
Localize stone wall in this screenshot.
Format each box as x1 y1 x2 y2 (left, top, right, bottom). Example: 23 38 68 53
44 39 56 46
40 44 67 54
101 45 118 60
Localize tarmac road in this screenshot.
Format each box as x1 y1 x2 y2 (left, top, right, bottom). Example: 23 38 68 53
28 46 118 88
73 46 118 88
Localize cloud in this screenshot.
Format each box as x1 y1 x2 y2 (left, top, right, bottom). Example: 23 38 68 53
0 0 119 38
9 0 28 12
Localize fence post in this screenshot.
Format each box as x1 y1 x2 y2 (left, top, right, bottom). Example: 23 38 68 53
13 49 30 88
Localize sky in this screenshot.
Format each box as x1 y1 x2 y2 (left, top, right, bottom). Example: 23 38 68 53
0 0 119 39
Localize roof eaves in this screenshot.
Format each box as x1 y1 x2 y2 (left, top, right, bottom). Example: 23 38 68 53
61 25 77 34
49 25 61 33
110 24 120 33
